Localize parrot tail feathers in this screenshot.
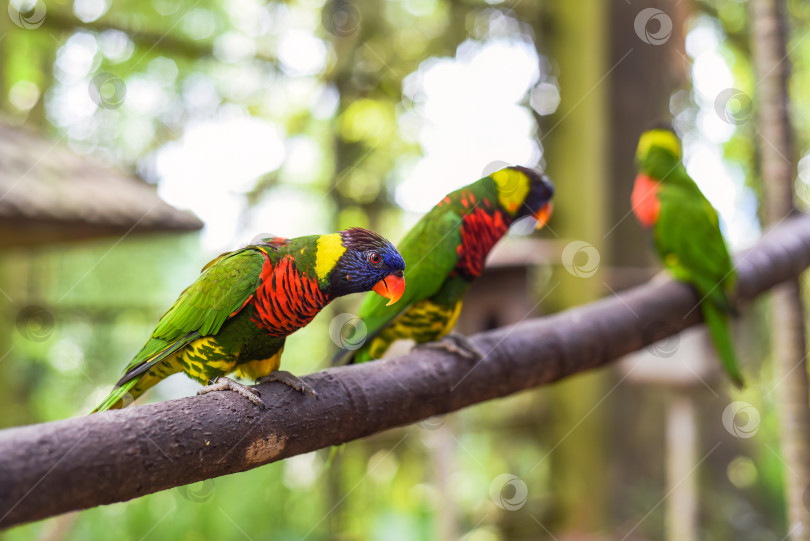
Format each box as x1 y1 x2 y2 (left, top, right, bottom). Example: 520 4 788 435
91 377 141 413
701 300 744 388
91 343 187 413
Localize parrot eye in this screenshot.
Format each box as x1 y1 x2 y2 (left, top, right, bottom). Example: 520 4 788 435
367 251 382 266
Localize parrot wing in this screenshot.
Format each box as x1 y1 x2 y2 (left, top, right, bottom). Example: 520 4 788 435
655 187 735 309
656 189 743 386
118 248 267 383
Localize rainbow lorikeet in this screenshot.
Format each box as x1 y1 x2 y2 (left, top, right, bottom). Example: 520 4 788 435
334 166 554 365
93 228 405 412
632 127 743 387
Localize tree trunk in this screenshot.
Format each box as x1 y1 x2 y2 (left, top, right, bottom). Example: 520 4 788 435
750 1 810 539
542 0 610 533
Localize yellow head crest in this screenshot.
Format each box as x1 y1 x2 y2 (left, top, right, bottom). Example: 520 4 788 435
636 129 682 162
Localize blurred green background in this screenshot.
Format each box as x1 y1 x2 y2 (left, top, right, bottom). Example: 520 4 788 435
1 0 810 539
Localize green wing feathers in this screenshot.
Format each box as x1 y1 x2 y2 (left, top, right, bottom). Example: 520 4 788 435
93 249 267 412
363 211 461 332
654 170 742 385
337 209 463 364
149 250 266 344
656 189 734 290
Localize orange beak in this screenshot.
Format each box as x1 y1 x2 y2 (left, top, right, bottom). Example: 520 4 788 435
372 273 405 306
533 202 553 229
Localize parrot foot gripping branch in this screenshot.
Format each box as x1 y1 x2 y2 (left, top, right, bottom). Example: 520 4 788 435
416 333 485 361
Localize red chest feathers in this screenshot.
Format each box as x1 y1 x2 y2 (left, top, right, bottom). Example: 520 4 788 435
632 174 661 228
251 255 328 337
456 207 509 280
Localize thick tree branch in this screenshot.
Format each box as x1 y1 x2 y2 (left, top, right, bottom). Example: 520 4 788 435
2 214 810 529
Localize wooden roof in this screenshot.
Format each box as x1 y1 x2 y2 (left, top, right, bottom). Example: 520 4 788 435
0 123 202 247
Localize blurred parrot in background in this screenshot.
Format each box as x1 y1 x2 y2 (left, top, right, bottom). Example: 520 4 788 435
632 127 743 387
93 228 406 412
334 166 554 365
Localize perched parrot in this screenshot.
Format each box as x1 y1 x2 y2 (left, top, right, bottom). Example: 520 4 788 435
632 127 743 387
93 228 406 412
334 166 554 365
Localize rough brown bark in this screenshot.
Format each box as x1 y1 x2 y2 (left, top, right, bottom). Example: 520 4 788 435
751 1 810 539
0 214 810 530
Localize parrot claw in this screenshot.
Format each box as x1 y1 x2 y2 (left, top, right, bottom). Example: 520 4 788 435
417 333 484 361
256 370 318 397
197 376 264 407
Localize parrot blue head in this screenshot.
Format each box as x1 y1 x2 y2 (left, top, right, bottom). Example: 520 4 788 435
330 228 406 305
